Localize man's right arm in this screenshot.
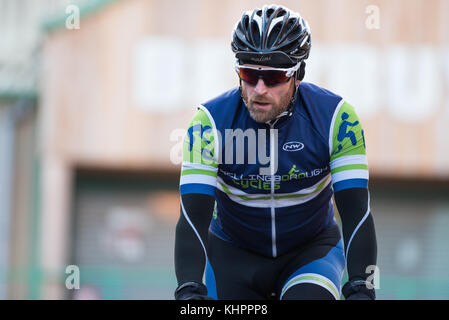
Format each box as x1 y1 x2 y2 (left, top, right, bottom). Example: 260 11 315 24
175 193 215 299
174 108 218 299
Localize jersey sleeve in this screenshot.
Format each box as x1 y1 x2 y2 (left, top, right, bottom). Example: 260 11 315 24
329 101 369 192
179 108 218 196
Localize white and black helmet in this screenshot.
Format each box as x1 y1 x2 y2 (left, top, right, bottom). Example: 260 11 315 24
231 4 311 69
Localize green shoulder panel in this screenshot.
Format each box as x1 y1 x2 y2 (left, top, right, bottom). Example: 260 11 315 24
182 109 218 167
330 102 367 161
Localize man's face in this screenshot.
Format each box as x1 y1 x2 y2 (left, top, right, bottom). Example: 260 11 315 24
240 64 300 123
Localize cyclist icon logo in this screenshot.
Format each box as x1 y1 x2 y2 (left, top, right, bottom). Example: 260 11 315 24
187 124 212 152
289 164 300 176
334 112 359 154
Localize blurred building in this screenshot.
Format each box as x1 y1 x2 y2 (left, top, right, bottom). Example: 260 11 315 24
0 0 448 299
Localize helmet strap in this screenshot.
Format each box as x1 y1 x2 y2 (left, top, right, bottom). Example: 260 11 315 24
238 79 243 99
296 61 306 81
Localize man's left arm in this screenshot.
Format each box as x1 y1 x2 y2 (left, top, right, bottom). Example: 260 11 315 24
334 188 377 300
329 101 378 300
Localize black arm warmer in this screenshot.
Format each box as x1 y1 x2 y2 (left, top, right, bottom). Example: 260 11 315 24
174 193 215 285
334 188 377 282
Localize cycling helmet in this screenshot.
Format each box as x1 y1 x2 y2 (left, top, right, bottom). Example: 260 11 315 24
231 4 311 69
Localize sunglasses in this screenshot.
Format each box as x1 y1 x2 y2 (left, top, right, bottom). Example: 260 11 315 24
235 63 300 87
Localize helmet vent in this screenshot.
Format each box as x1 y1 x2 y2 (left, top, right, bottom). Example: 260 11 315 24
249 20 260 46
242 15 249 31
285 18 297 34
267 23 282 47
276 9 286 17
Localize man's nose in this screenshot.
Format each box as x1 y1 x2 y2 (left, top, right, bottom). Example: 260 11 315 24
254 78 268 94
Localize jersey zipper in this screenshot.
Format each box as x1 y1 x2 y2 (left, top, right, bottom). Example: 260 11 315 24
266 108 293 258
268 120 280 258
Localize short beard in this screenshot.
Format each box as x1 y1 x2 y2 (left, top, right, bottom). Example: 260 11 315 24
241 80 296 123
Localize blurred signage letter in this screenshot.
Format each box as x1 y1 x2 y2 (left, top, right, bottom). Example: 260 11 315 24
65 5 80 30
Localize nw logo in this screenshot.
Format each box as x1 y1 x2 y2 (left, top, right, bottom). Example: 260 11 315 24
282 141 304 152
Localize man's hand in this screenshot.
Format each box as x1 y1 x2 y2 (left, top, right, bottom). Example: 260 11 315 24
175 281 214 300
342 280 375 300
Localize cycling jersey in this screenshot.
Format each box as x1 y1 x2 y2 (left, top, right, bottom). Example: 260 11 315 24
179 82 368 258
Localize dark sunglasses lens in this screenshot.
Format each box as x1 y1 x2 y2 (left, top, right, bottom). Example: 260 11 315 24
262 70 289 86
238 68 259 85
238 68 289 86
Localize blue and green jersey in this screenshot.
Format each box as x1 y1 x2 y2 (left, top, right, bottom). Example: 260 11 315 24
180 82 368 258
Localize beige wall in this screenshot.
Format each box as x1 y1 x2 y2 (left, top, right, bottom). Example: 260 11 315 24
38 0 449 298
41 0 449 176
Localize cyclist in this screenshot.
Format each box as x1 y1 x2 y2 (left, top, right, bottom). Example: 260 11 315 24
174 4 377 300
